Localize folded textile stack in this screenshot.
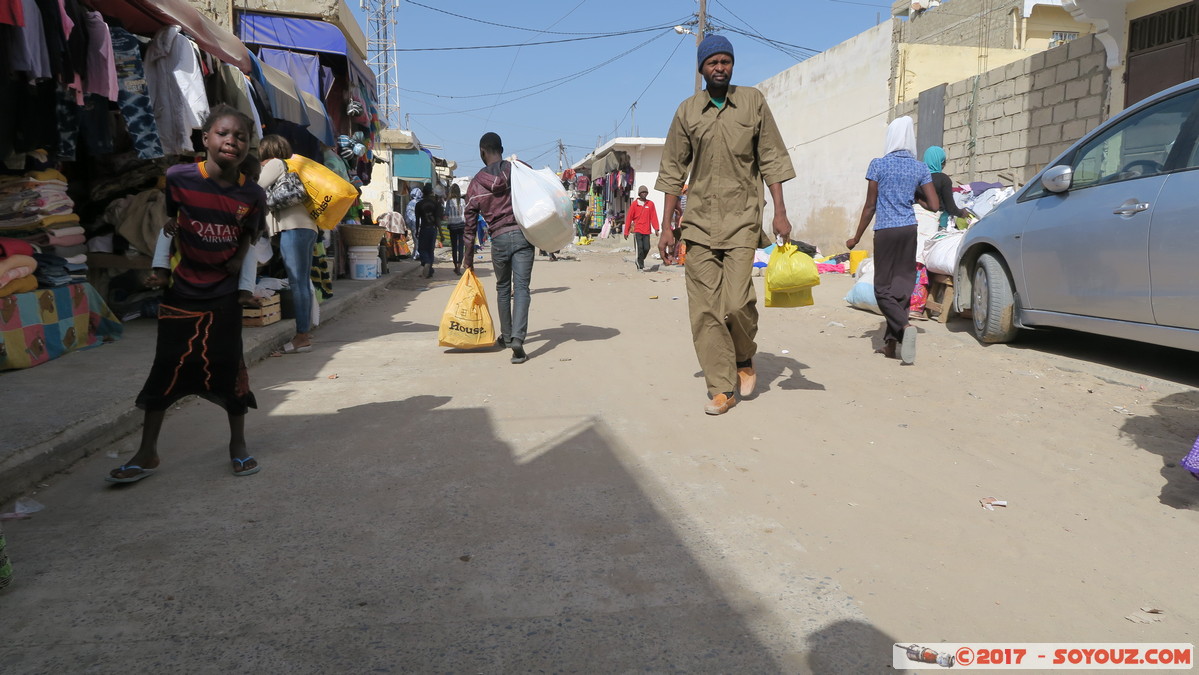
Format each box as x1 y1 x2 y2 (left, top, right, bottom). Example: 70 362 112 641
31 252 85 287
0 170 88 268
0 237 39 297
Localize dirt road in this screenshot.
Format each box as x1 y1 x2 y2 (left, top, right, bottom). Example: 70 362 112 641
4 247 1197 672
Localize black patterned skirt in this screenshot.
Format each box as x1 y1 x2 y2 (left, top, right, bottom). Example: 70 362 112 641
136 292 257 415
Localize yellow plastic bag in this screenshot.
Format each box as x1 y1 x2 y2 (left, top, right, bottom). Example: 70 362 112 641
764 285 814 308
765 242 820 292
438 269 497 349
284 155 358 230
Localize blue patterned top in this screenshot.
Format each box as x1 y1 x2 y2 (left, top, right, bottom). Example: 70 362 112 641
866 151 932 230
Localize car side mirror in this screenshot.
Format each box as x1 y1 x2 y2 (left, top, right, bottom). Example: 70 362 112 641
1041 164 1073 193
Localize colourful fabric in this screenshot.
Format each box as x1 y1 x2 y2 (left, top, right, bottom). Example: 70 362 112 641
0 282 123 370
866 152 932 230
0 274 36 297
910 263 929 314
0 237 35 257
164 162 267 300
1182 435 1199 477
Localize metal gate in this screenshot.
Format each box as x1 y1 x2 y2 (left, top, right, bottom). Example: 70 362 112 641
1127 1 1199 106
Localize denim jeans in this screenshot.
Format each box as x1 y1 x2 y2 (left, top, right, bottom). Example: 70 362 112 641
490 229 534 345
280 228 319 334
109 27 164 160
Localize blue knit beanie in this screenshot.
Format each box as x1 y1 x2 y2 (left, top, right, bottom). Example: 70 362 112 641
697 34 734 72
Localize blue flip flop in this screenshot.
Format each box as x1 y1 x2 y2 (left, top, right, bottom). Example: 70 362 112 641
231 457 261 477
105 464 156 484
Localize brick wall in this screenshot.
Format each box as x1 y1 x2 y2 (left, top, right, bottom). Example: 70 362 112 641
896 0 1024 49
896 34 1110 184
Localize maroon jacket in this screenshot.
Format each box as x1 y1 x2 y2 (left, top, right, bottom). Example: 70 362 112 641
463 160 521 257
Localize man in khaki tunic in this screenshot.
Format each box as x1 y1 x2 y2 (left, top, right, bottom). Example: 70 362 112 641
656 35 796 415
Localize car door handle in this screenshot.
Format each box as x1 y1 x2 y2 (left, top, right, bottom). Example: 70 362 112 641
1113 201 1150 215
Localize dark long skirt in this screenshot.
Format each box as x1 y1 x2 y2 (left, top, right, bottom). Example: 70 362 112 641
872 224 918 344
136 292 257 415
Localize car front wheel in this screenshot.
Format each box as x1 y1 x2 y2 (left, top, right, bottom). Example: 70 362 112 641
971 252 1019 344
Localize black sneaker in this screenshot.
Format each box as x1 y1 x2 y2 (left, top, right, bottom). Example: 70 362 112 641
510 342 527 364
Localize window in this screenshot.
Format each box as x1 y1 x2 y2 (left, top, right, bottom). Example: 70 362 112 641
1049 31 1079 49
1070 88 1199 190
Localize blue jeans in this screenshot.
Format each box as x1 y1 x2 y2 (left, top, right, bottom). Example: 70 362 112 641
280 228 318 334
490 230 534 345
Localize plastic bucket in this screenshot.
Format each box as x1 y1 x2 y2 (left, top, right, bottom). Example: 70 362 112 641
849 249 869 275
348 246 380 280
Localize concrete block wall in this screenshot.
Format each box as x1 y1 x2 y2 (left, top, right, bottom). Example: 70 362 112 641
898 34 1109 185
896 0 1024 48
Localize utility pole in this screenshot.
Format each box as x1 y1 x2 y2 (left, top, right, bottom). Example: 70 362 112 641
693 0 707 94
558 139 566 172
630 102 637 137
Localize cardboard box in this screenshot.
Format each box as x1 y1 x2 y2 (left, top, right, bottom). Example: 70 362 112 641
242 294 281 327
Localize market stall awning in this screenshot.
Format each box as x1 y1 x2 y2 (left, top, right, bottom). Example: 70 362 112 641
590 152 620 176
259 63 309 126
392 148 432 184
300 90 335 146
88 0 251 73
239 12 376 90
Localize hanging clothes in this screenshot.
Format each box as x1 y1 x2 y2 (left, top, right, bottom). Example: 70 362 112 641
109 25 164 160
145 25 208 155
80 11 116 101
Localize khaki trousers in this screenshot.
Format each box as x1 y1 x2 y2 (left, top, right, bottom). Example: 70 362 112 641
684 243 758 397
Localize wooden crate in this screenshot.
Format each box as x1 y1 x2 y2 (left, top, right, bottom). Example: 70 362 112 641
242 294 281 327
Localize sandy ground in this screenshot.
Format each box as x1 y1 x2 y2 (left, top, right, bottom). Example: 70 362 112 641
2 244 1197 673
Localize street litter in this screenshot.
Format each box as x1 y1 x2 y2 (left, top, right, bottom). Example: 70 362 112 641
1125 608 1164 624
827 321 845 328
979 497 1008 510
649 295 658 299
1112 406 1134 415
671 296 679 300
328 374 339 379
15 498 44 514
781 349 790 354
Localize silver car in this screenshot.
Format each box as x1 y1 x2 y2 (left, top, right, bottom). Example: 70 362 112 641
955 77 1199 351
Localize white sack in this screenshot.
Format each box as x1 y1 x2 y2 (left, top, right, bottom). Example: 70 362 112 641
509 161 573 252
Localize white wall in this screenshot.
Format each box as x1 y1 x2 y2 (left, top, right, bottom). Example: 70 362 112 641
757 21 895 255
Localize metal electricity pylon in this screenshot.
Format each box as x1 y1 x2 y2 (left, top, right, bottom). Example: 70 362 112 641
363 0 401 128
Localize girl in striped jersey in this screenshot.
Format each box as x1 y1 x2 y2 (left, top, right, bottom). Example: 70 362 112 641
108 105 267 483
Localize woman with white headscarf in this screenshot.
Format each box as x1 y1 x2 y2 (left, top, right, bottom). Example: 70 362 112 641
846 116 939 364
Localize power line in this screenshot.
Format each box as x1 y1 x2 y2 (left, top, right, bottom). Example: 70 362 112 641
407 0 628 36
381 25 680 52
614 35 689 135
709 2 812 61
716 25 821 55
408 31 671 116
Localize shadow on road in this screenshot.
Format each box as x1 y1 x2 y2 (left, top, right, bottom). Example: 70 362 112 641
944 318 1199 389
0 395 802 671
530 286 570 295
754 352 826 393
524 322 621 360
1120 390 1199 511
808 619 905 674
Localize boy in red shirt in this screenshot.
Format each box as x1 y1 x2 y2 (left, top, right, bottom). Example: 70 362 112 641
623 185 660 270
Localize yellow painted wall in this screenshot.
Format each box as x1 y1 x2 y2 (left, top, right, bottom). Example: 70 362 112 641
895 45 1029 105
1024 5 1094 52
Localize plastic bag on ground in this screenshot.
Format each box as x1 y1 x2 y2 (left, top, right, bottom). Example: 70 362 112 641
509 161 573 252
438 269 496 349
845 258 880 313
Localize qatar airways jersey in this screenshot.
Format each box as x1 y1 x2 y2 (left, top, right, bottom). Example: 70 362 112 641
164 162 266 299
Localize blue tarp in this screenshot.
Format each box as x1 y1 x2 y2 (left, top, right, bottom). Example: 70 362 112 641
392 149 432 183
239 12 376 91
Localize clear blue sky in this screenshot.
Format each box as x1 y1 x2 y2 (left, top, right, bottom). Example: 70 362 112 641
348 0 894 176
